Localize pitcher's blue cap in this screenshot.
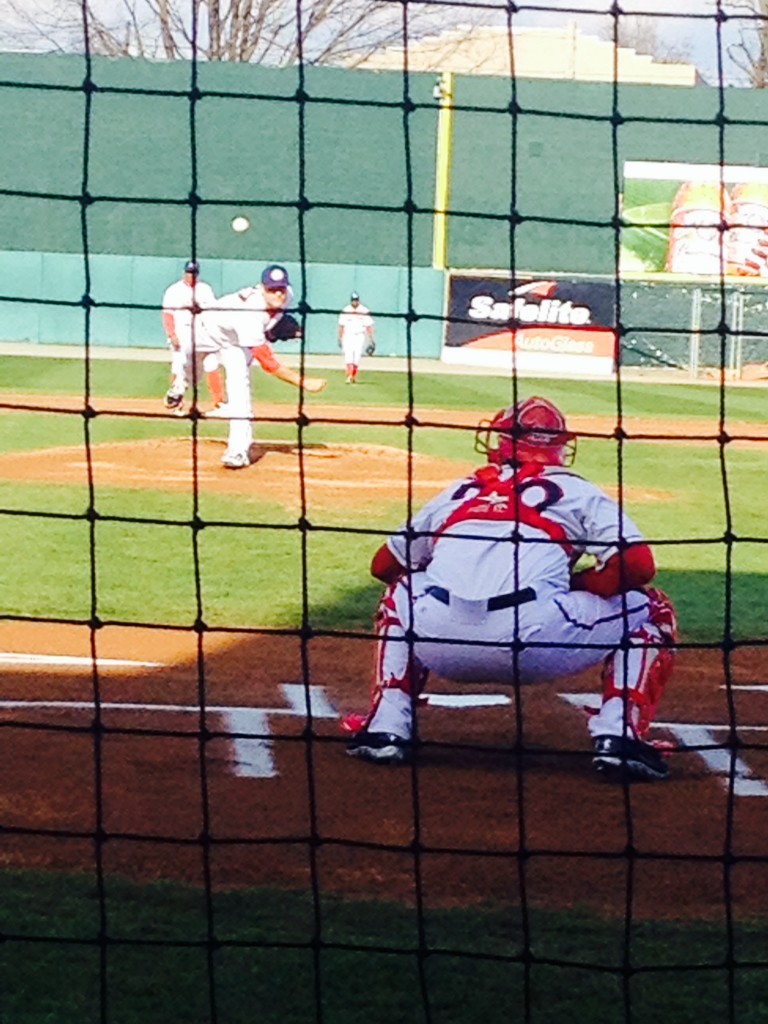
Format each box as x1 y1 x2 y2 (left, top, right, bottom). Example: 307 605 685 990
261 264 290 290
184 260 200 275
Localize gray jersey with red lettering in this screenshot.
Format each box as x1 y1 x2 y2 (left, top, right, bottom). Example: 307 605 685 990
386 463 644 602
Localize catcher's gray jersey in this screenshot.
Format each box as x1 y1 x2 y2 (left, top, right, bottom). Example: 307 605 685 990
387 463 644 603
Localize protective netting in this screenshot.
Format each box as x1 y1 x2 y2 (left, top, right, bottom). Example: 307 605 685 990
1 2 768 1022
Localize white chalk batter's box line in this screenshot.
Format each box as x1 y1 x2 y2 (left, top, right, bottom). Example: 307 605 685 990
0 687 509 780
0 684 336 780
2 677 766 794
560 688 768 798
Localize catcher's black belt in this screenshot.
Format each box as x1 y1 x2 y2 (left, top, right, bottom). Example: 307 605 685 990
425 585 537 611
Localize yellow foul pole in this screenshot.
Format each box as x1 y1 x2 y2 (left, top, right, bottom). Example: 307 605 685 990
432 71 454 271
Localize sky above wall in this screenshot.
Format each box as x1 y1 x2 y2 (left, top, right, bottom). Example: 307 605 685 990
506 0 754 85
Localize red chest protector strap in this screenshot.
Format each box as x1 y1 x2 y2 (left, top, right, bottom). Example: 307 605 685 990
437 463 572 554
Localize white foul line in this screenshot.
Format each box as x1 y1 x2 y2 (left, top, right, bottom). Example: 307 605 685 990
0 652 163 669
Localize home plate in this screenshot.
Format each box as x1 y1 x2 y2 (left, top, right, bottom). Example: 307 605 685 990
422 694 512 709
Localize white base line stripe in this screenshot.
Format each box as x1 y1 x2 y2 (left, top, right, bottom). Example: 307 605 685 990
424 694 512 708
0 652 163 669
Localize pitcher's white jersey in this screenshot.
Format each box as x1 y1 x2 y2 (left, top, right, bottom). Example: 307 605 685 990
387 462 644 602
199 286 295 351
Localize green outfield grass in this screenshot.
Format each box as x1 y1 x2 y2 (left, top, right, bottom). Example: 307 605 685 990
1 356 767 639
4 353 768 418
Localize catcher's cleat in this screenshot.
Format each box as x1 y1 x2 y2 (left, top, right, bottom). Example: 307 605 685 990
346 730 410 765
592 734 669 782
221 451 251 469
163 388 184 410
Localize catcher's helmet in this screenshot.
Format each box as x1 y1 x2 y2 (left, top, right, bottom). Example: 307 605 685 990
475 396 576 467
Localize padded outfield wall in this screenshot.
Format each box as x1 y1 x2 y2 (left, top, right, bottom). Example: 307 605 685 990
2 52 768 363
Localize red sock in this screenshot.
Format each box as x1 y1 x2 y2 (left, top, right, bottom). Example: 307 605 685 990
207 369 225 406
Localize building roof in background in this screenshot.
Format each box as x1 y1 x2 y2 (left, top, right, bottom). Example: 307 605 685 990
350 24 701 87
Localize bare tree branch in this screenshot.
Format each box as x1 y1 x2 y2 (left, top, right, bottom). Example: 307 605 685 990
0 0 465 66
726 0 768 87
597 14 692 64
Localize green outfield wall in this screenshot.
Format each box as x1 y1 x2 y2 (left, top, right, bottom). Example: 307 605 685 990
448 77 768 273
0 53 437 269
0 250 445 356
3 52 768 360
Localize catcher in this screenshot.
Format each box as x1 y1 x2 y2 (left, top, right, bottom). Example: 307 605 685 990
197 264 326 469
343 396 678 781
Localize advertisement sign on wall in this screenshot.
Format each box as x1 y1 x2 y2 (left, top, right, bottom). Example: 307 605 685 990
621 160 768 278
442 276 617 377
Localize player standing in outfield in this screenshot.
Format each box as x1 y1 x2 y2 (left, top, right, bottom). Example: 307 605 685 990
161 260 225 415
198 264 326 469
337 292 375 384
343 396 678 781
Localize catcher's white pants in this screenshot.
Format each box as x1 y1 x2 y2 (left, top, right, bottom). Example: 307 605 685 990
369 572 660 740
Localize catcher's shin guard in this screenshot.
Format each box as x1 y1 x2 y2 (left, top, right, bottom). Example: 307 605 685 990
340 583 428 737
599 636 675 740
597 590 677 741
644 587 678 646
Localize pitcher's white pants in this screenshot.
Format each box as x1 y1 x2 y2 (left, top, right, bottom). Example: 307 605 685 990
220 345 253 459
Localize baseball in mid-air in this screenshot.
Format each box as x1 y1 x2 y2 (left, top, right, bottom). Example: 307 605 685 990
231 216 251 233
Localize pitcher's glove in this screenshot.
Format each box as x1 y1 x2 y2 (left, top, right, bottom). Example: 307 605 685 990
365 339 376 356
265 312 302 342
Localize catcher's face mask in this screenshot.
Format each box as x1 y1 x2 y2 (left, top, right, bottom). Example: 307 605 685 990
475 396 576 467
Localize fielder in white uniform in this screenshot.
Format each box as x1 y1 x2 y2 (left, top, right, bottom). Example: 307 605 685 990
337 293 375 384
343 396 678 781
197 264 326 469
161 261 223 414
